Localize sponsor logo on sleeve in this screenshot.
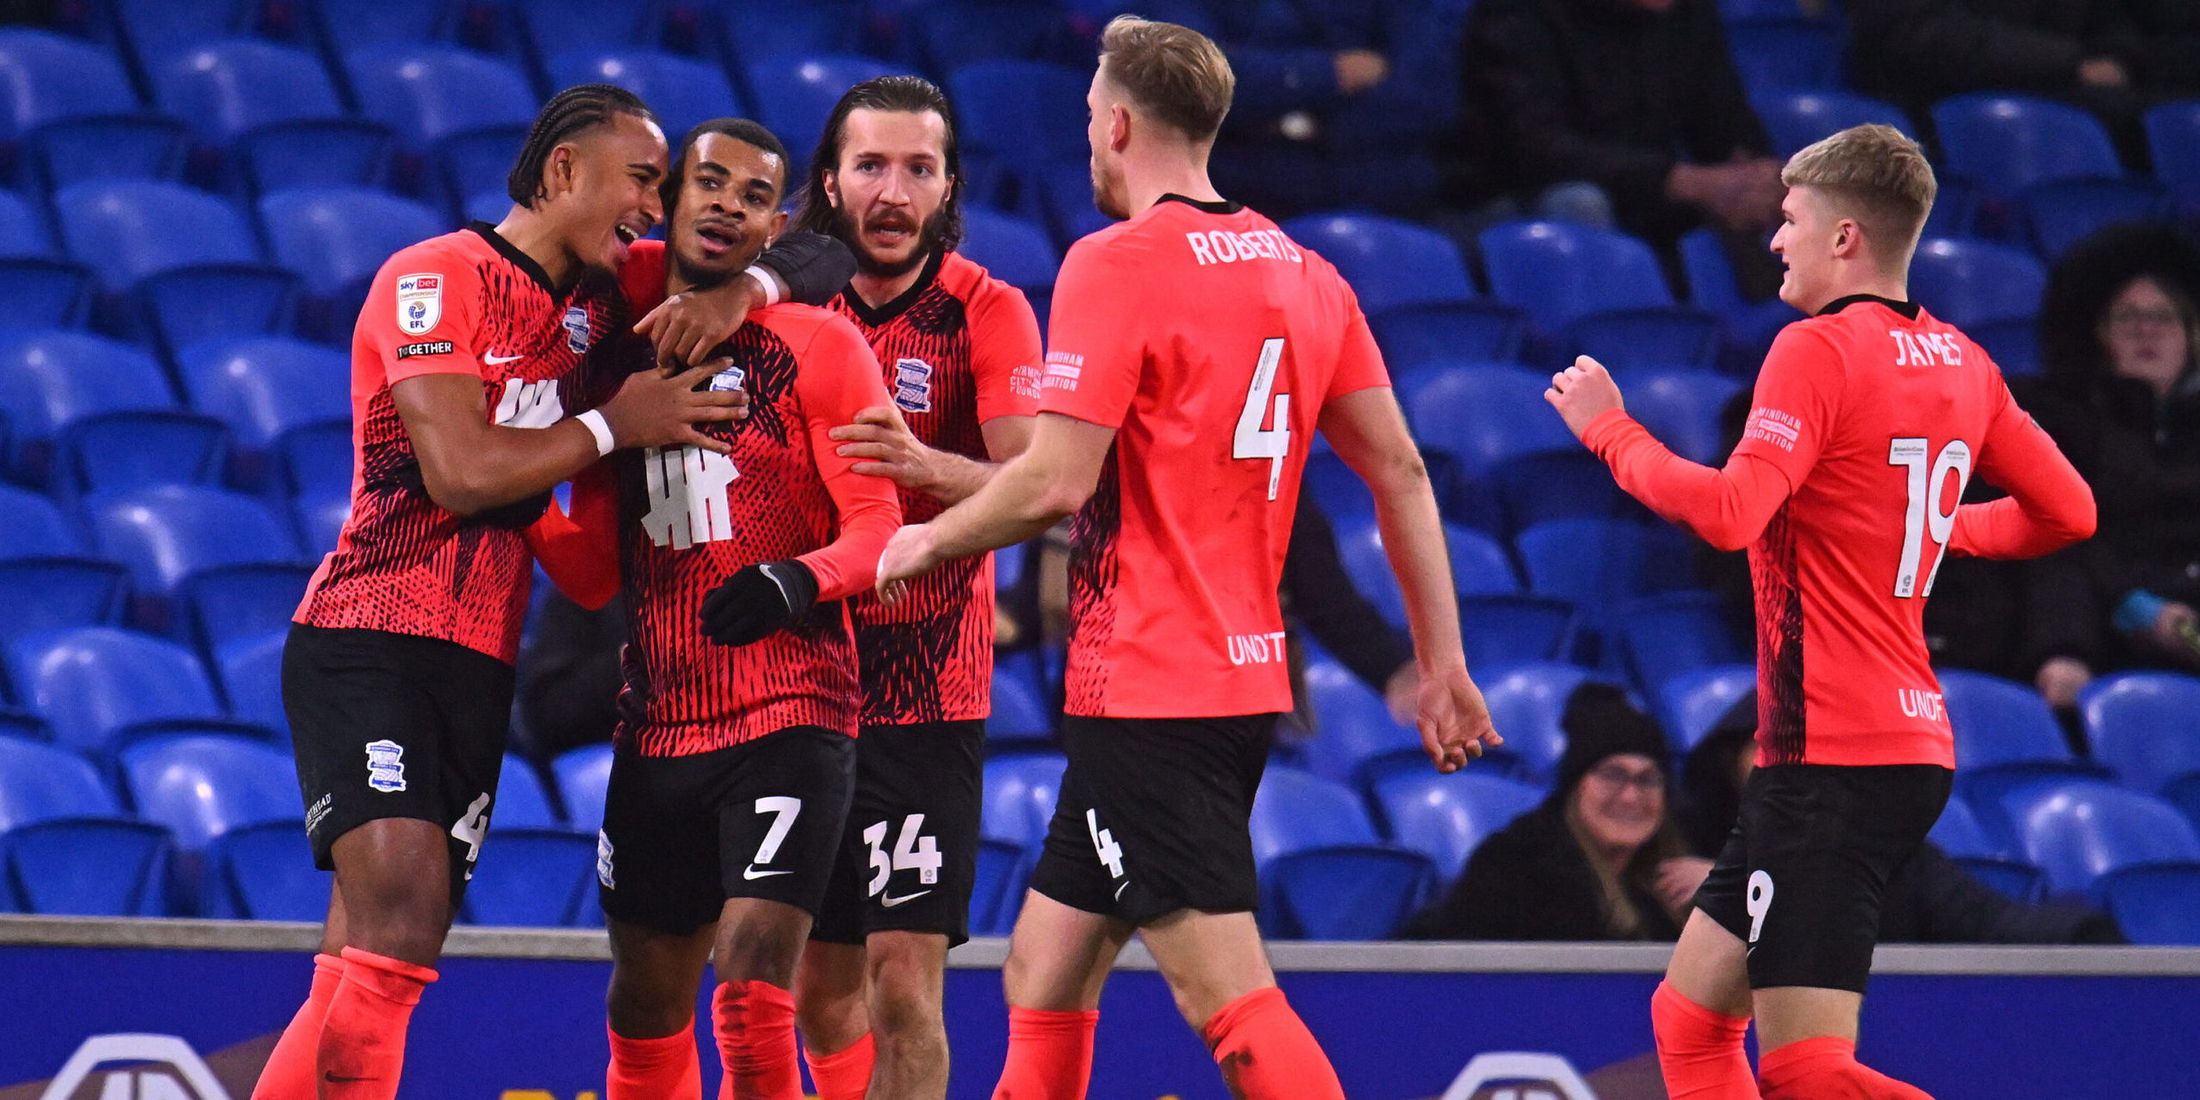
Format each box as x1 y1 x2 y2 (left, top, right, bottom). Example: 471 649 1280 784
1009 362 1043 401
396 273 442 335
892 357 934 413
395 340 456 359
1043 351 1084 391
1744 406 1802 452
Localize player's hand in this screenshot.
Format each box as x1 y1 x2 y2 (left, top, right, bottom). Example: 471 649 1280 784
1545 355 1624 439
1416 662 1501 774
599 363 749 455
2034 655 2094 709
636 277 759 369
699 559 818 646
1654 856 1715 918
831 405 942 492
875 524 943 604
1333 49 1390 94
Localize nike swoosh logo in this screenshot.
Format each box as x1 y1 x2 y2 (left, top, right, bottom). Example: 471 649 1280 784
1113 881 1130 900
743 865 792 880
882 889 931 908
484 352 525 365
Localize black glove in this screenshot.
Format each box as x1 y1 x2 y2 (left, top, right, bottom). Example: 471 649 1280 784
754 230 858 306
699 559 819 646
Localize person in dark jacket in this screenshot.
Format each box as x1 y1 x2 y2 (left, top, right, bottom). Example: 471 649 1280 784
1452 0 1783 255
1400 684 1707 940
2021 223 2200 707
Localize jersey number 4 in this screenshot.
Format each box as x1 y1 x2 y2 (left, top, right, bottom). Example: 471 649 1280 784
1233 337 1291 501
1888 437 1973 598
642 444 740 549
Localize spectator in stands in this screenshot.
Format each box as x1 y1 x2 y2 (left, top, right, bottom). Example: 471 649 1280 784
1281 485 1420 728
2022 223 2200 707
1448 0 1784 276
1398 685 1709 940
1679 696 2125 943
2120 0 2200 98
1196 0 1461 217
1844 0 2155 164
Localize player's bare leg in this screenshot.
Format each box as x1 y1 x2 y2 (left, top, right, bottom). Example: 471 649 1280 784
309 819 451 1097
794 940 874 1100
990 892 1130 1100
713 898 814 1100
863 930 950 1099
1754 986 1859 1049
1653 910 1757 1099
1138 909 1343 1100
605 917 716 1100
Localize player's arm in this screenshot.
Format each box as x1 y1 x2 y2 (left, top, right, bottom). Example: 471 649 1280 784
698 320 905 647
524 462 621 610
1550 332 1839 551
1949 382 2097 559
633 230 858 366
1321 383 1501 773
830 281 1043 504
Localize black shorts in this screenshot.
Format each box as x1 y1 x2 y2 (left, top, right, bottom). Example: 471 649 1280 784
1029 714 1275 927
284 623 516 906
1694 763 1952 993
596 725 856 935
812 720 986 948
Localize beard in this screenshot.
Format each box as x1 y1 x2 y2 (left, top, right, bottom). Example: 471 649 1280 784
837 203 949 278
1091 159 1130 222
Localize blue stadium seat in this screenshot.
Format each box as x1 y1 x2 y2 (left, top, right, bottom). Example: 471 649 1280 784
546 49 746 150
989 664 1054 742
2169 774 2200 840
282 419 354 500
259 187 445 300
1655 663 1755 753
0 29 186 189
1247 768 1380 864
1477 663 1610 783
1955 856 2047 904
1299 659 1420 787
1623 368 1746 466
215 629 287 735
908 0 1068 75
0 484 86 559
1260 845 1437 940
1370 302 1529 369
2022 179 2171 261
1968 317 2041 378
959 207 1061 292
314 0 457 55
1614 591 1750 695
1926 795 1997 860
1931 93 2125 199
1459 595 1579 673
183 563 314 659
0 330 179 476
0 738 123 831
712 1 867 77
153 39 393 192
1725 18 1843 94
0 191 92 328
1285 213 1475 316
7 626 233 752
53 180 297 351
203 820 325 920
1751 91 1913 158
295 489 353 558
54 412 232 499
1907 238 2047 329
981 753 1066 851
744 55 898 179
551 743 615 832
494 754 563 830
1370 770 1545 878
93 486 304 601
104 0 260 73
518 1 664 80
1999 779 2200 898
1938 668 2079 774
949 61 1090 217
1571 307 1724 371
1479 220 1679 336
2080 672 2200 796
1515 518 1696 612
1335 519 1520 628
0 558 130 648
121 732 297 851
1 817 174 916
460 827 598 927
0 189 50 257
969 836 1030 937
1492 451 1636 532
344 44 536 151
2097 864 2200 946
178 337 351 453
1398 363 1577 480
1675 228 1792 355
2144 99 2200 210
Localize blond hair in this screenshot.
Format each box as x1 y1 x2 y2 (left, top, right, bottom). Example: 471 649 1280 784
1781 124 1938 268
1098 15 1234 142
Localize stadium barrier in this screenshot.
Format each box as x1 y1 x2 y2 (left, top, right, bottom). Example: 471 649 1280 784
2 916 2194 1098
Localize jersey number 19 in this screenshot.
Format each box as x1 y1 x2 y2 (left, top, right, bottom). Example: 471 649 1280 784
1888 437 1972 598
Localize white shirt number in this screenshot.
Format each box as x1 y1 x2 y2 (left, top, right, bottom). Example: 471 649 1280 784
1887 437 1973 598
862 813 944 894
1232 337 1291 501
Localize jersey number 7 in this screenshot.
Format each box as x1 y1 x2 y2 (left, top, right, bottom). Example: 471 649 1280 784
1888 437 1973 598
1233 337 1290 501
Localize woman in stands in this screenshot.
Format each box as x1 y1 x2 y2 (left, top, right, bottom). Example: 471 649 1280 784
1399 684 1709 941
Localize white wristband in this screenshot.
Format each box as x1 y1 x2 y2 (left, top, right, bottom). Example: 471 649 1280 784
575 409 615 456
744 265 783 307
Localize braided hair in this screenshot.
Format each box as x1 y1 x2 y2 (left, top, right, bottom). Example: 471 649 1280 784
506 84 659 208
790 74 964 252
